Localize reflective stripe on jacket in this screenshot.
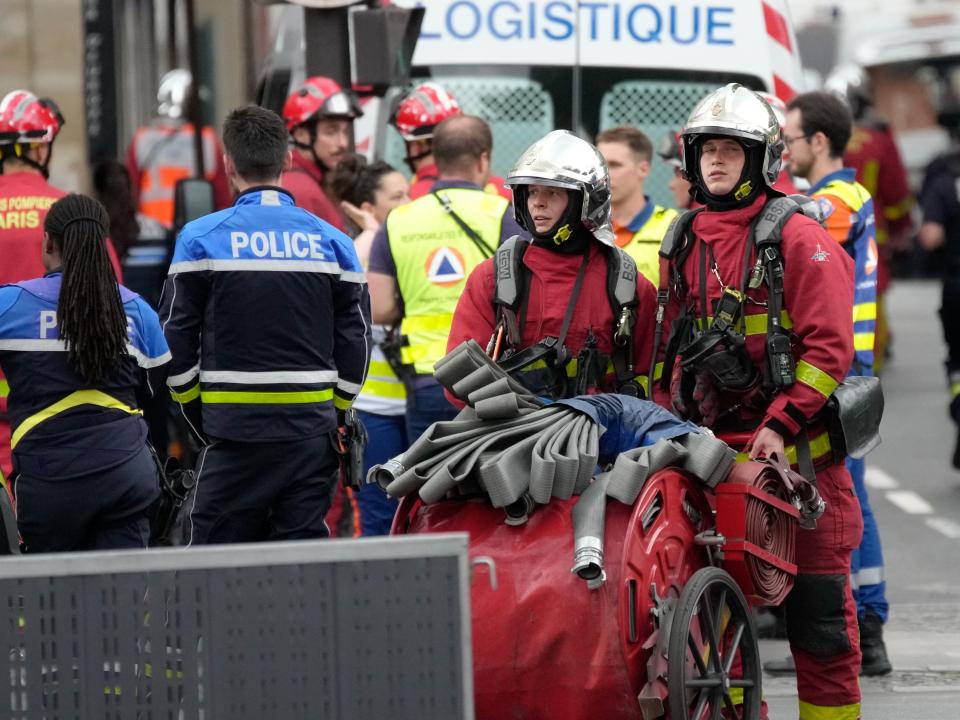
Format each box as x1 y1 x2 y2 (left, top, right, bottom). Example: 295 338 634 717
160 187 371 442
810 168 878 375
0 274 169 477
616 202 678 286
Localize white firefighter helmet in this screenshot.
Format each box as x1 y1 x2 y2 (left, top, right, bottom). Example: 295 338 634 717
681 83 784 189
505 129 614 245
158 69 193 120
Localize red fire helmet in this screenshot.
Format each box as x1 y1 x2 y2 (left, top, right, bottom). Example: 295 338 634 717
0 90 63 145
281 76 362 131
391 82 461 141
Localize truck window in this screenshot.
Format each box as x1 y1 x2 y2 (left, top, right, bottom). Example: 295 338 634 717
599 79 721 209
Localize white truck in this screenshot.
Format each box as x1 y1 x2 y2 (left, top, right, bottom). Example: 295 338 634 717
268 0 805 207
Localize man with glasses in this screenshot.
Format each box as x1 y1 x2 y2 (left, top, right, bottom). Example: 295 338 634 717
768 90 891 678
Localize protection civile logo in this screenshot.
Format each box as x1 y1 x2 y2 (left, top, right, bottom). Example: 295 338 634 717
425 246 467 287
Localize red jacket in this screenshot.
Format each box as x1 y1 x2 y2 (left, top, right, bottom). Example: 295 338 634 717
410 162 513 202
447 240 658 405
280 152 345 230
653 194 854 441
844 123 913 244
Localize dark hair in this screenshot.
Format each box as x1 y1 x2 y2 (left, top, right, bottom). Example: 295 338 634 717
222 105 289 182
331 153 400 206
786 91 853 158
433 115 492 175
91 160 138 260
595 126 653 162
44 194 127 384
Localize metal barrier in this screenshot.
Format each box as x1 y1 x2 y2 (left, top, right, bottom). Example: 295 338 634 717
0 534 473 720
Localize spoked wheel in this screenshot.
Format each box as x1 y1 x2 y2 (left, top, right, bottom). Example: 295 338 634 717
667 567 761 720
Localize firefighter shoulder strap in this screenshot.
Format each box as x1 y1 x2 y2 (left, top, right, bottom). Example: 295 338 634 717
491 236 640 389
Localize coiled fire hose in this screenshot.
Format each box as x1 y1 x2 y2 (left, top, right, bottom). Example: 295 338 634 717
721 451 825 604
370 341 736 589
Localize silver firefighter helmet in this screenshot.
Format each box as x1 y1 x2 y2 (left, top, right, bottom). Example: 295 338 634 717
506 129 614 245
158 68 193 120
681 83 784 188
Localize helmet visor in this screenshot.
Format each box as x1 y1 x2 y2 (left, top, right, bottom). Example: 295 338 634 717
322 90 363 120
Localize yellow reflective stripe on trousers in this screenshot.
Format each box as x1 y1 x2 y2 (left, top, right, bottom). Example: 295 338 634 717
169 382 200 403
10 390 143 449
798 699 861 720
952 382 960 399
200 389 333 404
795 360 839 398
0 379 8 398
852 302 876 322
853 332 875 352
735 432 832 465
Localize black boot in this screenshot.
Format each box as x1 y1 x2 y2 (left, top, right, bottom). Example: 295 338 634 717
859 612 892 676
953 429 960 470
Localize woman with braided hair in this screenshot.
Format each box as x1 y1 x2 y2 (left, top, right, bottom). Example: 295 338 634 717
0 194 171 552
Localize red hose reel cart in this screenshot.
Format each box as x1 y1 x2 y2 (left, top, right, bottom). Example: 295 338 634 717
393 457 805 720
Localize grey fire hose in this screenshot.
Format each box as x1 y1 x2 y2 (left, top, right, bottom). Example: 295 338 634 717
369 341 737 590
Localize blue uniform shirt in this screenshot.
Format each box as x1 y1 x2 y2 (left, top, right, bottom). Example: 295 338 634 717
0 273 170 478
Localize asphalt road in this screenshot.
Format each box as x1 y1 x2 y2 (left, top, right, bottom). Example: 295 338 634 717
762 280 960 719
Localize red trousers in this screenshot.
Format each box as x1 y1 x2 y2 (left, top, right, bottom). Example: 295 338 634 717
787 462 864 717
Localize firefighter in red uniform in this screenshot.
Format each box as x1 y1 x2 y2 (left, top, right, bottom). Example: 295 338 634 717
281 76 362 230
391 82 511 202
447 129 657 401
0 90 123 483
654 84 863 720
126 69 232 229
828 65 914 373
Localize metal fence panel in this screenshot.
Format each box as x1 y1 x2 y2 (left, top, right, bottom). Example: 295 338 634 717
0 535 471 720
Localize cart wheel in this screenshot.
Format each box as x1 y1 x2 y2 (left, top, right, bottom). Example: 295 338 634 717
667 566 761 720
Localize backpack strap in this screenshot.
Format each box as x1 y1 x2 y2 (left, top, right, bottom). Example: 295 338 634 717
649 207 702 393
751 196 804 390
489 236 529 355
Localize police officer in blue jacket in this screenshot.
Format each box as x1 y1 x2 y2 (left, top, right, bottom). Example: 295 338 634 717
0 194 170 552
160 105 371 545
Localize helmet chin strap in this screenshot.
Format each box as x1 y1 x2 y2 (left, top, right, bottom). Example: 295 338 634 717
0 144 52 179
294 122 330 175
403 141 433 174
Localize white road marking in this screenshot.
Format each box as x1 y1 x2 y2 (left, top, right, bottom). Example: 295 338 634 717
885 490 934 515
864 466 899 490
925 517 960 539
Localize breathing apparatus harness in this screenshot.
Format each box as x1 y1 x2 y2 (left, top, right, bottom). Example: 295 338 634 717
650 196 811 463
651 194 883 478
487 235 641 399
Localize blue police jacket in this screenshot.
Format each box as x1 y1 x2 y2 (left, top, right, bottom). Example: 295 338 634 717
809 168 878 376
0 273 170 478
160 186 371 442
